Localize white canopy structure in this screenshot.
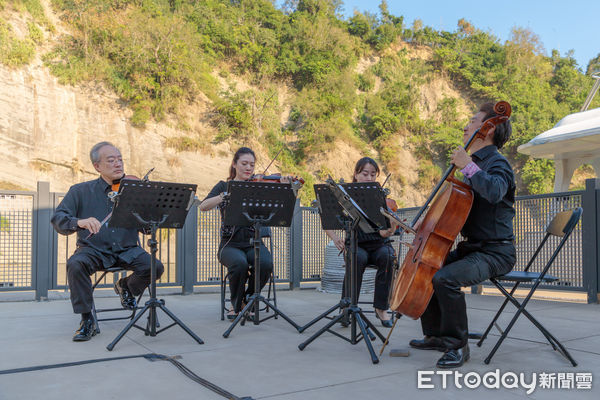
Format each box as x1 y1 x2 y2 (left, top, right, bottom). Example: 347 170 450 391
518 75 600 192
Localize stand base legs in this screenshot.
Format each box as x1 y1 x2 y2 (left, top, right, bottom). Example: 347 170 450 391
298 303 386 364
223 294 300 338
107 298 203 351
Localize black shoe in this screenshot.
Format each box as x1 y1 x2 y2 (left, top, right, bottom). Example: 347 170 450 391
114 278 137 310
375 311 394 328
409 336 446 351
436 345 470 369
73 318 97 342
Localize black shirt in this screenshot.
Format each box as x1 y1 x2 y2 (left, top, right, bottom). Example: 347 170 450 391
51 177 145 267
461 145 516 243
204 180 255 246
356 228 385 245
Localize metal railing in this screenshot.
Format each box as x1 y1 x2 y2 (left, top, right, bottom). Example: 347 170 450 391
512 192 584 290
0 191 35 290
0 181 599 303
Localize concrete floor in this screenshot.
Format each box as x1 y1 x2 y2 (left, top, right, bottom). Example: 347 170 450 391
0 289 598 400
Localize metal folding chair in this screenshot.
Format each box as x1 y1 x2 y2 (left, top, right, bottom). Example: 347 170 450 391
91 267 144 333
477 207 582 366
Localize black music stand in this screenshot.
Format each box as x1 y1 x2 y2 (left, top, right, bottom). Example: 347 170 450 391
222 181 301 338
298 179 387 364
105 179 204 351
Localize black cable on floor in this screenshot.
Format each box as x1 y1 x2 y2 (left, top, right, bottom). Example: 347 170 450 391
0 353 253 400
0 353 152 375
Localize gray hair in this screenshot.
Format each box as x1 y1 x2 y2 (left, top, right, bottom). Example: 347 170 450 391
89 141 116 164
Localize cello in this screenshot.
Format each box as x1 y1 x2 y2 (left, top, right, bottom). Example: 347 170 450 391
388 101 512 319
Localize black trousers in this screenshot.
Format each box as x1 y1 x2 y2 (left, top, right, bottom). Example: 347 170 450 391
342 241 395 310
67 250 164 314
219 243 273 312
420 242 516 349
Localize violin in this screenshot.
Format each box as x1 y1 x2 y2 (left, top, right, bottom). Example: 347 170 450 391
250 173 305 185
108 174 141 199
379 174 403 232
386 198 398 212
86 172 145 239
249 149 305 196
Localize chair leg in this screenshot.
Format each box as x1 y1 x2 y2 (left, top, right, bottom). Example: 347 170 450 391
493 281 558 349
91 301 100 334
485 281 577 366
478 279 522 347
90 271 110 333
271 271 278 319
220 266 226 321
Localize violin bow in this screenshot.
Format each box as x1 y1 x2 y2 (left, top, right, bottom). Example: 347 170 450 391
381 173 391 189
85 212 112 240
142 167 155 182
262 149 282 176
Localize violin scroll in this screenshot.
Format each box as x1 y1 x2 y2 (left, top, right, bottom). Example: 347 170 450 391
109 174 140 200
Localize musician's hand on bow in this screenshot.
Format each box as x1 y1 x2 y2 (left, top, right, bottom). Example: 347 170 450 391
379 227 393 238
451 147 472 169
78 217 102 234
332 236 345 252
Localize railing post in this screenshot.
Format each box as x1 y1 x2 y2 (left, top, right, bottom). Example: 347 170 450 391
33 182 52 301
582 178 600 303
289 199 303 289
177 200 198 295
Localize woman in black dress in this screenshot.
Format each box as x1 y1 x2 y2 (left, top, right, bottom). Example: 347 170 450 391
200 147 275 319
325 157 397 327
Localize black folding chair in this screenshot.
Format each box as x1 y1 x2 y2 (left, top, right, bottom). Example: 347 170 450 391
477 207 582 366
91 267 145 333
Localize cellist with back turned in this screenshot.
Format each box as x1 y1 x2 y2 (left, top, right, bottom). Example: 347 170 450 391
409 103 516 368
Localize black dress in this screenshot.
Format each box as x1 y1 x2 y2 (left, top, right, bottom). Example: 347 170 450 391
204 180 274 313
341 228 395 310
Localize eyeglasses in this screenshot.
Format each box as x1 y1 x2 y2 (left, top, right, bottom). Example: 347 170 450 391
102 157 123 165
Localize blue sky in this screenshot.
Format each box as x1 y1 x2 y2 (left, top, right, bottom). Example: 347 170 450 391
277 0 599 72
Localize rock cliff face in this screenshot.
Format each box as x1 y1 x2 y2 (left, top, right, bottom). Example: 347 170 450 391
0 0 435 205
0 63 232 197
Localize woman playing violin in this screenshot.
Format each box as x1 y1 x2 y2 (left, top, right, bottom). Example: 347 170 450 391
51 141 164 342
325 157 397 327
200 147 289 320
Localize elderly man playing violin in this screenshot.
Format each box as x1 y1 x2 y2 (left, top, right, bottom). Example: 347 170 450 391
51 141 164 342
409 103 516 368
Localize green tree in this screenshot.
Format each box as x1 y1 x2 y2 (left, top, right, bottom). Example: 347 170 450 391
587 53 600 75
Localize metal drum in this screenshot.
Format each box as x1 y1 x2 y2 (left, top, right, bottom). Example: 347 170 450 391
320 241 375 295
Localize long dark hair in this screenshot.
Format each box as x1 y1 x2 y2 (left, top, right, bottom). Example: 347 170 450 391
352 157 380 182
228 147 256 180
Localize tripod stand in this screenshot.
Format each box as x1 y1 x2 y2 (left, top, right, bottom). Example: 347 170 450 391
298 180 387 364
105 180 204 351
221 181 301 338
